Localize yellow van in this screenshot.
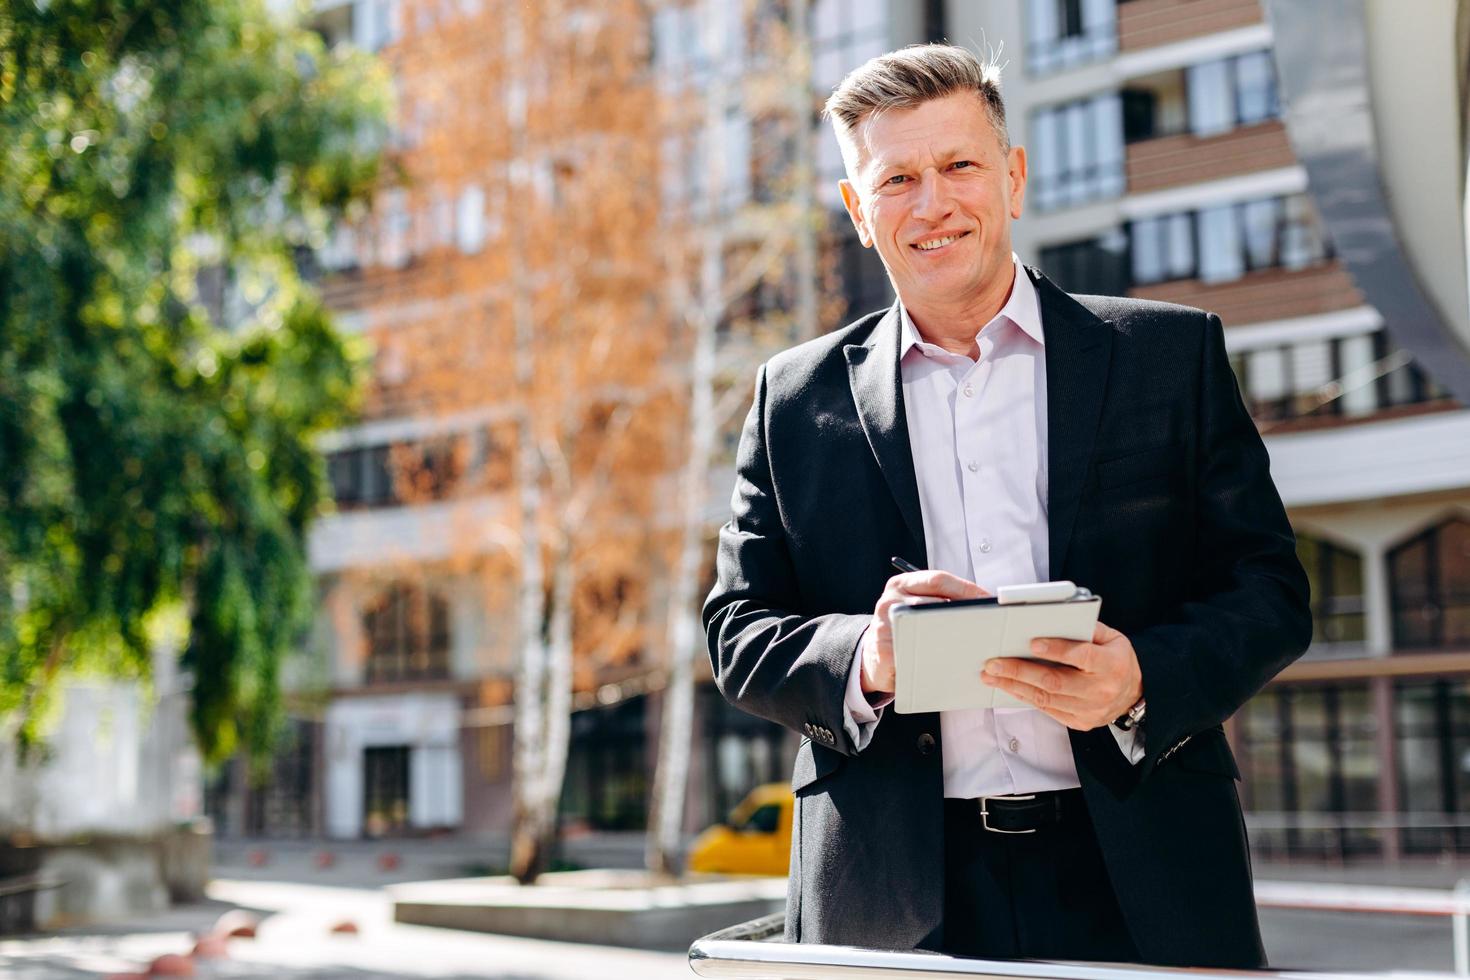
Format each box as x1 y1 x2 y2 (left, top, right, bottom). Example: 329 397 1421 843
686 783 792 876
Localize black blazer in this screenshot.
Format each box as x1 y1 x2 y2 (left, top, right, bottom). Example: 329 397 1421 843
702 267 1312 968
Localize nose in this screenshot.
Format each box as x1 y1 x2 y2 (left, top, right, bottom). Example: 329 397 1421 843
911 169 954 223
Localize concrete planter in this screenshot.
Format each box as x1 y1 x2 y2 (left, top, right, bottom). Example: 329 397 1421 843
389 869 787 951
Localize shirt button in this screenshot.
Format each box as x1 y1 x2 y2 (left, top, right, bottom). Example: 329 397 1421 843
962 382 974 397
1007 737 1021 753
967 460 979 472
979 539 992 553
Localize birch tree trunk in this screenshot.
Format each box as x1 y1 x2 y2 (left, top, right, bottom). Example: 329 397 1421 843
504 0 559 886
645 0 729 877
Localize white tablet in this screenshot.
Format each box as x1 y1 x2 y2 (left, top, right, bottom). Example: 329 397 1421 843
890 586 1102 714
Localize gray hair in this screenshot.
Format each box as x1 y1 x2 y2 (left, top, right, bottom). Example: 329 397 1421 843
822 44 1010 159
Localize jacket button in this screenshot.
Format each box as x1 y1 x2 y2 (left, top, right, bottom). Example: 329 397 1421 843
802 723 813 737
916 733 936 756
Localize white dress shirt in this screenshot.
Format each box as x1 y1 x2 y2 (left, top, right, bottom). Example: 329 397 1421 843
843 256 1143 797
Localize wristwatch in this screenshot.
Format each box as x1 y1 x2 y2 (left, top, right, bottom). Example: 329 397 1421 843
1114 697 1147 731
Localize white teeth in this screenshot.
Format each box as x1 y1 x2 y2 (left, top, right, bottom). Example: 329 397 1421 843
915 234 963 251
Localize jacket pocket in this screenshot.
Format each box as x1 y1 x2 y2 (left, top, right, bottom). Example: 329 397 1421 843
1171 727 1242 780
791 737 845 793
1095 442 1179 491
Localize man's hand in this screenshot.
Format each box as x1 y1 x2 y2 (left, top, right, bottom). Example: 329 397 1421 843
980 621 1142 730
861 571 990 696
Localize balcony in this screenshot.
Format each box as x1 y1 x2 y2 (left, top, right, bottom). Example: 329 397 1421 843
1129 261 1363 326
1126 120 1294 195
1264 407 1470 509
1117 0 1264 53
307 494 511 573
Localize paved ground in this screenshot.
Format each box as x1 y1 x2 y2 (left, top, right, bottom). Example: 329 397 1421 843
4 844 1470 977
0 879 692 979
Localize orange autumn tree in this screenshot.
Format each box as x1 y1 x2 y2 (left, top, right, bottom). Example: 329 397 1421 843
332 0 679 881
644 0 832 875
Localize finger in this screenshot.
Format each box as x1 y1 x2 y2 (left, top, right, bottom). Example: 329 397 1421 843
1027 638 1094 671
981 667 1090 706
1092 620 1122 645
985 656 1085 696
893 570 990 600
981 674 1090 717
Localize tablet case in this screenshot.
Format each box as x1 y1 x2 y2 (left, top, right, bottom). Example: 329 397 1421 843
891 596 1103 713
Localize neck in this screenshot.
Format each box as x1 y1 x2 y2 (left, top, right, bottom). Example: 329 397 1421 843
903 263 1019 360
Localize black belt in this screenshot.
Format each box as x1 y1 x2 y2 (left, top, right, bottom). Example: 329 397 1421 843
945 789 1088 834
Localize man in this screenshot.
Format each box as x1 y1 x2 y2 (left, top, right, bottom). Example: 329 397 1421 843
702 44 1311 968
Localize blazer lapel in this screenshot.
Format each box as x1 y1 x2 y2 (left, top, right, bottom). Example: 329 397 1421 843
845 303 928 565
1035 268 1114 580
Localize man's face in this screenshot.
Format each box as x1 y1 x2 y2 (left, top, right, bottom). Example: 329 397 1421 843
838 92 1027 310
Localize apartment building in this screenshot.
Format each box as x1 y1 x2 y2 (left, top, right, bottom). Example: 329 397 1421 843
934 0 1470 861
216 0 1470 865
210 0 923 843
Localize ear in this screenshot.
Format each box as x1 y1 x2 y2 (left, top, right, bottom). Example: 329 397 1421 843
1006 144 1027 220
839 179 873 248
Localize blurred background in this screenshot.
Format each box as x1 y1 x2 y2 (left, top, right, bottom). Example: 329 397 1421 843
4 0 1470 976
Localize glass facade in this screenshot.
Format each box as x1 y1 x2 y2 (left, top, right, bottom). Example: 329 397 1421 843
1395 680 1470 853
363 584 451 684
1130 193 1331 287
1238 684 1381 859
1038 230 1129 296
1122 50 1278 143
1228 331 1443 424
1390 518 1470 650
1029 94 1125 212
1025 0 1116 75
1296 535 1367 652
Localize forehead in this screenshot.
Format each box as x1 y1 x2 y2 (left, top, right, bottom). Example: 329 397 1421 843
849 92 1002 172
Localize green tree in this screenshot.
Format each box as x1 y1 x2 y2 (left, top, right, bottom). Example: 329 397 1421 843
0 0 390 766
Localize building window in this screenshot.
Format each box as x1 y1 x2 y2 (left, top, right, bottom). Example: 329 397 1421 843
363 584 451 684
703 686 788 823
833 215 893 321
328 444 394 509
1295 534 1366 650
811 0 889 92
328 435 479 511
812 0 890 206
1390 517 1470 650
1238 683 1380 858
1039 229 1129 296
1229 330 1441 423
653 0 747 88
363 745 411 837
1396 679 1470 852
561 696 649 832
1026 0 1116 76
1123 50 1279 142
1029 94 1124 212
1129 193 1330 287
456 185 486 255
1129 211 1194 285
351 0 400 53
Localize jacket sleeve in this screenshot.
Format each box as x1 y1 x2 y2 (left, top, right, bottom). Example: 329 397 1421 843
702 363 870 755
1129 311 1313 778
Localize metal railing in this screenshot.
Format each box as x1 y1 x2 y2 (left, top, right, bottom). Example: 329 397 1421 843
689 897 1468 980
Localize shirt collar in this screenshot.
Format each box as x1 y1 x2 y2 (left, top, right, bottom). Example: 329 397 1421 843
898 254 1045 357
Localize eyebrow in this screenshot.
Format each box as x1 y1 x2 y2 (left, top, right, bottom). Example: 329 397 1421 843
869 148 982 180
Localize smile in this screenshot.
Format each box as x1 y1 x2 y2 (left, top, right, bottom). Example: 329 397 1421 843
911 231 971 251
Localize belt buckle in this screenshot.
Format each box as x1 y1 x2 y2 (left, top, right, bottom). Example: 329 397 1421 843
979 793 1038 834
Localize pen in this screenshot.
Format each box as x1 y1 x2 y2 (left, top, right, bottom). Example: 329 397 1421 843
890 556 923 574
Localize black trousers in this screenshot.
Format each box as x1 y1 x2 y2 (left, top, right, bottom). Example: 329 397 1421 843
936 792 1140 963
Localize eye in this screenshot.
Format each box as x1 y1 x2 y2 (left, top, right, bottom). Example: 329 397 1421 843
949 160 974 171
884 174 909 186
